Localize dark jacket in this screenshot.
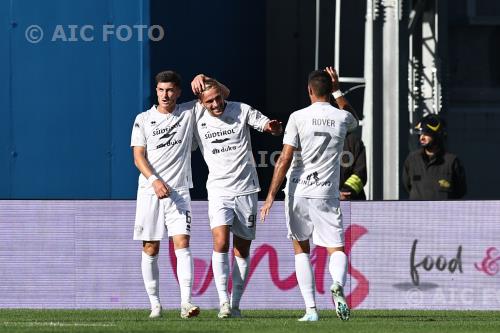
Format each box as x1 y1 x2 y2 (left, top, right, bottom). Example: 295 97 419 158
339 133 367 200
402 148 467 200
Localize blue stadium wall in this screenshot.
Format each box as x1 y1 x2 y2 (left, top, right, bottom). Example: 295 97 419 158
0 0 267 199
0 0 151 199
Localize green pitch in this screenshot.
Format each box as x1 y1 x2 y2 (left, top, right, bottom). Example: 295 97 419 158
1 309 499 333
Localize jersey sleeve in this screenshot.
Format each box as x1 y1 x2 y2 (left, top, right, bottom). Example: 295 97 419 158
193 101 205 121
180 99 197 112
130 113 146 147
246 104 270 132
188 101 202 152
346 112 358 133
191 131 199 151
283 113 299 148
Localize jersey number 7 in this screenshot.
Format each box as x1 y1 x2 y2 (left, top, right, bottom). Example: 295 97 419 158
311 131 332 163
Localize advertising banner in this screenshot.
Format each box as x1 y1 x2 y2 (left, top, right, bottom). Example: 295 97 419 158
0 200 499 310
350 201 500 310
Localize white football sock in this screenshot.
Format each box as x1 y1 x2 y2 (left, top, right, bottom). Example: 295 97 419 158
329 251 348 286
231 255 249 309
141 251 160 307
212 251 230 305
295 253 316 308
175 247 193 304
306 307 318 314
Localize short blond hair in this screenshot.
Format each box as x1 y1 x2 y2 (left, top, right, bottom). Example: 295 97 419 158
198 78 221 98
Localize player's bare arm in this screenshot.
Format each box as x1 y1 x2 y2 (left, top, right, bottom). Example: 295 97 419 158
325 66 359 120
264 120 283 136
191 74 230 98
133 146 170 199
260 144 295 222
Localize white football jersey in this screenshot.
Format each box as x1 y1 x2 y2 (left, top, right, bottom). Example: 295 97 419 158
283 102 358 199
131 101 198 192
194 101 269 198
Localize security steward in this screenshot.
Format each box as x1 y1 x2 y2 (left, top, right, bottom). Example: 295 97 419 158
402 114 467 200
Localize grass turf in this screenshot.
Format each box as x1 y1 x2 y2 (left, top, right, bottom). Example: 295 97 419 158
1 309 500 333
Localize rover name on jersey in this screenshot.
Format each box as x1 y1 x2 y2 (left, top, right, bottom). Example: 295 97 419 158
312 118 336 127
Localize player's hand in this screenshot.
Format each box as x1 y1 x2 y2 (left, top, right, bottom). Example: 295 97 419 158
260 199 274 223
266 120 283 136
325 66 340 92
191 74 206 96
152 179 170 199
340 191 351 201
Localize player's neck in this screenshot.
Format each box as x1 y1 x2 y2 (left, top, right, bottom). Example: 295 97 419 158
310 95 329 104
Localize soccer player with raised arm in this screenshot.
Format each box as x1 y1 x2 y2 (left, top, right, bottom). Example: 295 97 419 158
260 67 358 321
192 79 282 318
130 71 227 319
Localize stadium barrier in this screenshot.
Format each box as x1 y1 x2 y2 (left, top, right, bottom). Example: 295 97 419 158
1 200 499 310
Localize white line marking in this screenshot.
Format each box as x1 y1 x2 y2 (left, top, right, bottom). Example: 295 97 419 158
2 321 116 327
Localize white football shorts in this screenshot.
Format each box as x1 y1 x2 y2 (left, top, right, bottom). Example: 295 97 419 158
208 193 258 240
133 188 192 241
285 195 344 248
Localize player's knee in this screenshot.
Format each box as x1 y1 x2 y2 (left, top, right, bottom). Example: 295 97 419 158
233 238 251 258
143 241 160 256
143 247 159 256
173 235 190 250
213 238 229 252
293 240 310 254
233 247 250 258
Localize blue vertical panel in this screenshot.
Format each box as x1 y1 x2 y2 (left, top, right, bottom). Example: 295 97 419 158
9 0 112 198
0 2 11 196
109 0 150 199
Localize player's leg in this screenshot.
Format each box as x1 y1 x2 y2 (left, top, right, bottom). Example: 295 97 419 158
231 236 251 317
293 239 319 321
229 193 257 317
208 196 234 318
327 246 349 320
142 241 162 318
134 192 165 318
327 247 348 291
310 198 350 321
172 234 200 318
212 225 232 318
165 189 200 318
285 195 318 321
